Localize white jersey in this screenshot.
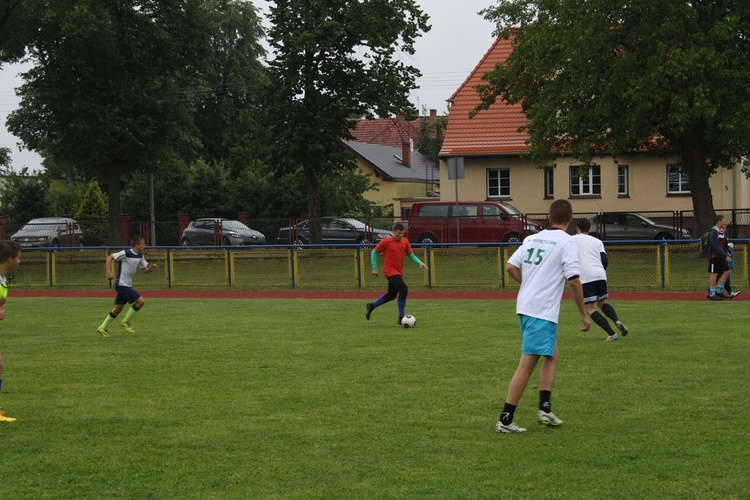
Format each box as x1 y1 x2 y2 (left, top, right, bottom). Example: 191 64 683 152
573 233 607 284
507 228 580 323
113 249 149 288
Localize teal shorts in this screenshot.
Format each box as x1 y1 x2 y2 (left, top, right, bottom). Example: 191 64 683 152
518 315 557 357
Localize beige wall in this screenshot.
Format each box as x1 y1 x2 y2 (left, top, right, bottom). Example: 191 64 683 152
437 155 750 215
357 160 437 210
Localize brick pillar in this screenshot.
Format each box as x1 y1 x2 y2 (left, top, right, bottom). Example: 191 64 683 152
238 212 250 226
178 214 190 243
119 214 131 246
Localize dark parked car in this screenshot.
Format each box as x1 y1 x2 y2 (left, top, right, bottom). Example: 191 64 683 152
11 217 85 247
276 217 391 245
181 218 266 246
586 213 691 240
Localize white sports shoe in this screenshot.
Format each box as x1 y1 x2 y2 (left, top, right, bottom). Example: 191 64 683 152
495 421 527 433
537 410 564 426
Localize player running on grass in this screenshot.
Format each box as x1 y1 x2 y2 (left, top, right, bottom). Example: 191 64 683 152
0 240 22 423
366 223 428 325
97 235 157 337
573 218 628 342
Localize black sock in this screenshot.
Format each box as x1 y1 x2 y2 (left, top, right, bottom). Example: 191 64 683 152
539 390 551 412
601 303 619 323
591 311 616 336
500 402 516 425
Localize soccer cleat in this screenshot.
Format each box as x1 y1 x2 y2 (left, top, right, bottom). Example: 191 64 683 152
398 315 404 325
616 321 628 337
709 294 724 301
730 291 741 298
0 410 16 423
495 421 527 433
365 303 374 320
605 334 619 342
120 321 135 333
537 410 564 426
98 327 109 337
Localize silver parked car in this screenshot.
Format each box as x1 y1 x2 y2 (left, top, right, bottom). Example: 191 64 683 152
11 217 85 247
181 218 266 246
586 213 691 240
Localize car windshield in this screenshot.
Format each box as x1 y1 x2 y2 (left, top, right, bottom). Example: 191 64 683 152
21 223 59 231
221 220 249 230
501 203 524 216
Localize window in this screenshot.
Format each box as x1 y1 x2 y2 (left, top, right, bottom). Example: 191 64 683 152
544 167 554 198
451 204 478 218
667 164 690 194
418 204 449 218
569 165 601 196
617 165 629 196
487 168 510 198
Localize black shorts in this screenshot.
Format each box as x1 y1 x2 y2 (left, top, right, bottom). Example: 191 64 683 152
582 279 608 304
708 258 730 274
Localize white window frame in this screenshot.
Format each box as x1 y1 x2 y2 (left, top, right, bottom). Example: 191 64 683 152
569 165 601 196
667 164 690 194
617 165 629 196
544 167 554 198
487 168 511 198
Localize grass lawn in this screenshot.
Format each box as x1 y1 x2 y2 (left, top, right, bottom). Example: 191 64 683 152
0 297 748 498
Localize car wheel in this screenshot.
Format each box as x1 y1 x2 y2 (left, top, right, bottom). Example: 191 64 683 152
503 232 522 243
78 240 85 248
418 234 437 244
590 232 600 240
222 237 231 246
51 239 59 247
181 238 191 246
654 233 672 240
355 235 372 244
294 237 307 246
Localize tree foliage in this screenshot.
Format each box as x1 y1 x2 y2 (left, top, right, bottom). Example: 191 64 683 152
76 180 108 245
0 166 49 223
480 0 750 233
5 0 216 242
264 0 430 242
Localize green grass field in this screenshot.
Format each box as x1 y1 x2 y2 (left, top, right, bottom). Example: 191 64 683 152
1 297 748 498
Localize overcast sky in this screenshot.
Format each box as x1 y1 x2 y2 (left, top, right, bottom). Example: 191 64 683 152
0 0 497 173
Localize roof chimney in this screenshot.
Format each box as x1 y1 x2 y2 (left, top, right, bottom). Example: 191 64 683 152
430 109 437 123
401 141 412 167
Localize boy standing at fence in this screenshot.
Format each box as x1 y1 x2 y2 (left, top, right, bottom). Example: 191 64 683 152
97 236 157 336
0 240 22 423
574 218 629 342
707 215 733 301
366 222 428 325
496 200 589 433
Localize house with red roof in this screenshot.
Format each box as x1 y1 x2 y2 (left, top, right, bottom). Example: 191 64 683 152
348 111 441 215
438 37 750 221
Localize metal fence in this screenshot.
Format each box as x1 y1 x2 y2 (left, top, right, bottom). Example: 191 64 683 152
8 240 749 292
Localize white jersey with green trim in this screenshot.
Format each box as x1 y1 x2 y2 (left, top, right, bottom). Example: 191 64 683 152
507 228 580 324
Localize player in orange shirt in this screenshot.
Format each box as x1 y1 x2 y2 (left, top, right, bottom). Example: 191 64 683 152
366 223 428 325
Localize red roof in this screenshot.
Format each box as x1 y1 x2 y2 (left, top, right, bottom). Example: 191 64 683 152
439 37 529 157
351 116 423 148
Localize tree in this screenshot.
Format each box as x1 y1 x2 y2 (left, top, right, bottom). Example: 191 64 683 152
414 107 447 164
479 0 750 233
264 0 430 243
76 181 108 246
0 166 48 223
5 0 216 243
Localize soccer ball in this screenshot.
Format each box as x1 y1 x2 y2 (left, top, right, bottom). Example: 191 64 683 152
401 314 416 328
